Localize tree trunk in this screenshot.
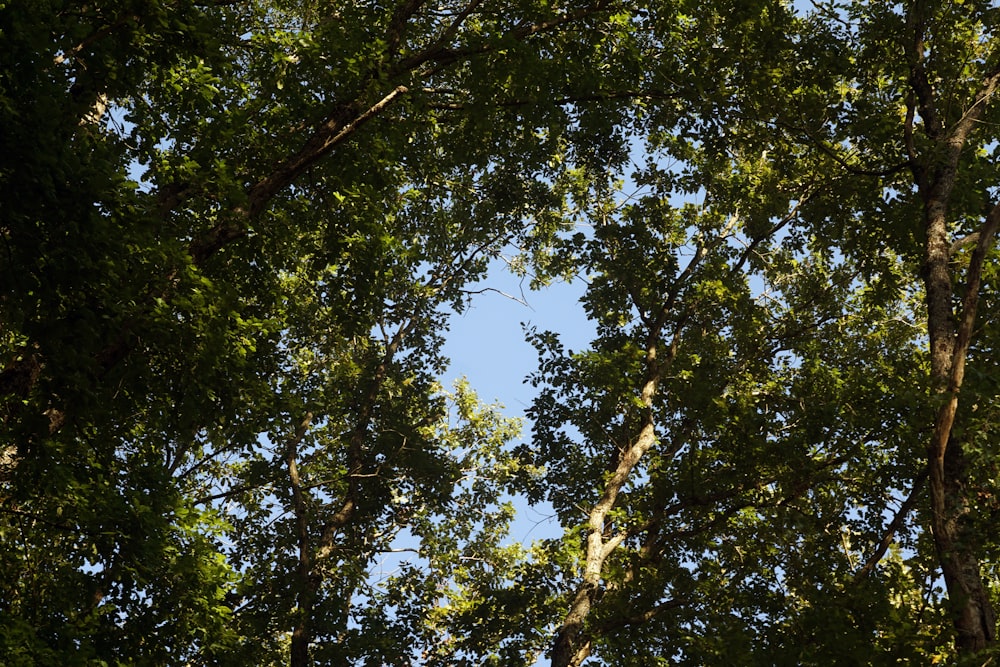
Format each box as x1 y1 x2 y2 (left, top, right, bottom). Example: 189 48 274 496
550 306 673 666
929 433 996 652
551 577 597 667
921 193 999 655
287 414 314 667
906 1 1000 635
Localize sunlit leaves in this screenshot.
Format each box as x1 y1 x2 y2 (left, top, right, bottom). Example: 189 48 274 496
7 0 1000 663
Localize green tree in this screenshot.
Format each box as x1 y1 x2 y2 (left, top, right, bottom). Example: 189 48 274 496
519 0 1000 663
6 0 1000 665
758 0 1000 656
0 0 649 663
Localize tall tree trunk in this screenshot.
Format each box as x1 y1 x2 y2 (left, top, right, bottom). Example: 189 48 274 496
550 238 695 665
904 3 1000 645
929 433 996 652
921 192 1000 655
287 414 314 667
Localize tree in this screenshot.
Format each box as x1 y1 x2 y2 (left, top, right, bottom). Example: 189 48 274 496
762 0 1000 656
5 0 1000 665
0 0 646 663
888 2 1000 652
518 0 1000 663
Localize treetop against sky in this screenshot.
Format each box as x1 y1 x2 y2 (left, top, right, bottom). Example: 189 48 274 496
2 1 1000 665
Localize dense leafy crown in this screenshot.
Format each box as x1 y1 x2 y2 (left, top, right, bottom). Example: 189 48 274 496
3 0 1000 665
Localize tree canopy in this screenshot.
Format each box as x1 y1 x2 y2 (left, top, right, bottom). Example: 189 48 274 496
3 0 1000 665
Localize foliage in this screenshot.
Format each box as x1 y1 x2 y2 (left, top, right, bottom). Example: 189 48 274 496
4 0 1000 665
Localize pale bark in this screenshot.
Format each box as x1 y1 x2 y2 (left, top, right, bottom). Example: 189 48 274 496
550 354 663 667
550 233 713 666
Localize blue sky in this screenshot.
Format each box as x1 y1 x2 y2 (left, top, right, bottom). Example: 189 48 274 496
440 261 595 546
442 266 593 420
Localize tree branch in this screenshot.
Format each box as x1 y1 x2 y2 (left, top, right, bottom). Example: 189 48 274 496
287 412 315 667
189 85 409 264
385 0 430 57
854 468 928 583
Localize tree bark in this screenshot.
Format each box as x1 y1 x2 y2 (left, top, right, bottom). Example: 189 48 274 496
904 4 1000 648
917 148 1000 656
923 203 1000 653
550 234 709 666
929 434 996 653
286 414 314 667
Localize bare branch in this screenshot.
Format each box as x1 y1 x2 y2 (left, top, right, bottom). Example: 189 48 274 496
53 16 134 65
854 469 928 583
598 597 684 630
950 231 981 255
390 0 613 78
905 4 941 140
0 506 85 533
